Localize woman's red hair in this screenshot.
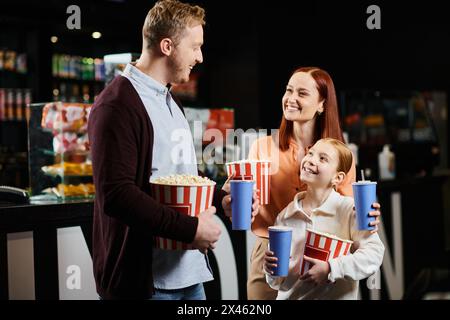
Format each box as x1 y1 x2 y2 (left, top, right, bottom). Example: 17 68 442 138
278 67 344 151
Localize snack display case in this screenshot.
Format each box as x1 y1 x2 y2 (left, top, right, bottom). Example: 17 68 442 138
27 101 94 201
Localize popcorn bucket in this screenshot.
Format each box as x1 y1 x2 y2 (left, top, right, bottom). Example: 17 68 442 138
150 182 215 250
300 229 353 276
225 160 271 205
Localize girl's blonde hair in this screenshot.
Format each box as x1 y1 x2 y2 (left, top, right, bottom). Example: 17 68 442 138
319 138 353 174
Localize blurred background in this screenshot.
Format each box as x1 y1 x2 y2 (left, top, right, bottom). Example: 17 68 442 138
1 0 449 300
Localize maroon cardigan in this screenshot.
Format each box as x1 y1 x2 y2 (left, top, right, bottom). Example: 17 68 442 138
88 76 224 299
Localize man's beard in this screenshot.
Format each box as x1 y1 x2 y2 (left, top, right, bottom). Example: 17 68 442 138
168 54 188 85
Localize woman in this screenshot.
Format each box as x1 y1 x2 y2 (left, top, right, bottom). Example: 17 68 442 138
246 67 381 300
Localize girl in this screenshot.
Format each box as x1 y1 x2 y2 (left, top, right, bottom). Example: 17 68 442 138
264 138 384 300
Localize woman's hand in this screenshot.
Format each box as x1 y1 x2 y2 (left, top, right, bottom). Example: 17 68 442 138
222 191 260 222
221 174 233 218
221 174 234 194
221 174 260 222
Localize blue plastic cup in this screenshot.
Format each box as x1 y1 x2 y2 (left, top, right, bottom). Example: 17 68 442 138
352 181 377 231
268 226 292 277
230 180 255 230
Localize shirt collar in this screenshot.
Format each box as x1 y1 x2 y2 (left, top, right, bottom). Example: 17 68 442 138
287 189 340 219
122 63 170 96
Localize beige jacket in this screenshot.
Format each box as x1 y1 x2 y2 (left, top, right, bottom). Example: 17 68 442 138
266 190 385 300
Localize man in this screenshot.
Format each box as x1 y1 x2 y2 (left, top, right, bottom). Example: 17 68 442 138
88 0 237 300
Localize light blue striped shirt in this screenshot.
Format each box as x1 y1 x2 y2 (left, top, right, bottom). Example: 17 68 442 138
121 63 213 289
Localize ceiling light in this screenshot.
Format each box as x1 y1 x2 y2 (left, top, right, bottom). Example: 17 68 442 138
92 32 102 39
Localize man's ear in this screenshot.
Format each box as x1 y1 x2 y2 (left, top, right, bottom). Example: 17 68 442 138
160 38 173 57
332 171 346 187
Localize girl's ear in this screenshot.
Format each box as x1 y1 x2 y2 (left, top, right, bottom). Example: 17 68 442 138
332 171 346 188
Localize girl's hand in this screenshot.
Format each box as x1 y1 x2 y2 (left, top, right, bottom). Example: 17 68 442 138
263 250 278 275
352 202 381 234
369 202 381 233
299 256 330 286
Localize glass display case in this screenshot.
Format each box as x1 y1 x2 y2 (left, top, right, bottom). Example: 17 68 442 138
27 101 94 201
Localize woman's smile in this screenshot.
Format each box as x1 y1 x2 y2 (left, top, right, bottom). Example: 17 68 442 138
285 105 301 112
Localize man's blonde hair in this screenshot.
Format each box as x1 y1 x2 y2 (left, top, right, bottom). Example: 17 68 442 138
143 0 205 49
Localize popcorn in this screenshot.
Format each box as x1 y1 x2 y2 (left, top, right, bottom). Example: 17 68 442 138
226 159 271 165
226 160 271 204
151 174 215 186
300 229 353 276
150 174 216 250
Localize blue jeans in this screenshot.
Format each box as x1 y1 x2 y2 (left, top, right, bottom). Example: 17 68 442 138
151 283 206 300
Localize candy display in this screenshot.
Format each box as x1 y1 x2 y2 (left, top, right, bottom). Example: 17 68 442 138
41 102 89 132
41 162 92 177
56 183 95 197
42 183 95 198
28 101 94 199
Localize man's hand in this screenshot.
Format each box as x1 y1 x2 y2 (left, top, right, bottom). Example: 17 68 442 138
191 206 221 254
299 255 330 286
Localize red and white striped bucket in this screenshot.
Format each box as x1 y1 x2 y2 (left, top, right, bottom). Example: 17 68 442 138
150 182 215 250
225 160 271 205
300 229 353 276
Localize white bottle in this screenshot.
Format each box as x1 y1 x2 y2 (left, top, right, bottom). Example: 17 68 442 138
378 145 396 180
343 132 359 166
